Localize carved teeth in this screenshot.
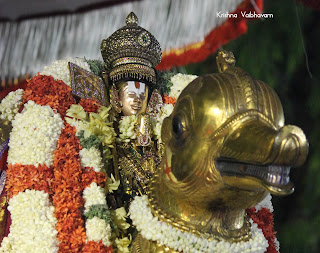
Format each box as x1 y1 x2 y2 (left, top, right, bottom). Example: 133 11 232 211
216 160 291 186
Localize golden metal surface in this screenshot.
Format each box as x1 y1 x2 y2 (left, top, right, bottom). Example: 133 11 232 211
216 50 236 73
0 194 7 241
100 12 161 85
133 51 309 248
131 233 176 253
117 142 157 196
135 113 152 146
118 82 149 116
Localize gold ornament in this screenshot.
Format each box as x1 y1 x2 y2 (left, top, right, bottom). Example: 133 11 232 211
100 12 162 85
131 51 308 250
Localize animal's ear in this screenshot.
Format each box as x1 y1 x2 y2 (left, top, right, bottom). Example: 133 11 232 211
110 85 122 113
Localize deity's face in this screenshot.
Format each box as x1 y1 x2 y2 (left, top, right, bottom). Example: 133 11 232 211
118 81 149 116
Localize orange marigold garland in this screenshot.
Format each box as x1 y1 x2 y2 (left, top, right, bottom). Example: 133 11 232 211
163 95 176 105
82 167 106 189
53 124 86 252
79 98 102 114
82 241 113 253
5 164 54 199
23 75 76 118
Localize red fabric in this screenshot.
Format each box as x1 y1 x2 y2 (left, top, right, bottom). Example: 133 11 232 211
0 150 8 171
0 80 27 100
157 0 263 70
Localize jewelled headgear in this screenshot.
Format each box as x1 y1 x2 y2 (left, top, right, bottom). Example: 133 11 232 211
101 12 162 85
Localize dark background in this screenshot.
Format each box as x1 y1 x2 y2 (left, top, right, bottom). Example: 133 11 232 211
181 0 320 252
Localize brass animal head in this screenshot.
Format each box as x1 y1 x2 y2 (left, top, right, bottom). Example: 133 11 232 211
149 52 308 241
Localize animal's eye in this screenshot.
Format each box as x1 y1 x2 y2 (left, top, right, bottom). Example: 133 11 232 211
172 116 184 139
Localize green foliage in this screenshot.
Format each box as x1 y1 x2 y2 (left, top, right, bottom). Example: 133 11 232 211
77 130 101 149
84 58 105 76
84 204 113 225
156 70 176 95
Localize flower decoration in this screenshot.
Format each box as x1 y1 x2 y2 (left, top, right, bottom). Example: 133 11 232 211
130 195 269 253
0 190 58 253
153 103 174 141
82 241 113 253
80 98 102 114
117 115 138 142
7 101 64 167
83 182 107 213
66 104 88 120
80 147 104 173
40 57 91 87
163 95 176 105
0 89 24 122
106 174 120 193
6 164 54 199
169 73 198 100
112 207 130 230
52 124 86 252
86 216 112 246
115 237 131 253
253 193 274 212
23 74 76 118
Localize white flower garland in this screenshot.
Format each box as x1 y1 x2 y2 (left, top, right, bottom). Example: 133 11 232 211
153 103 174 141
86 216 112 246
40 57 91 86
80 147 104 172
117 115 137 143
83 182 112 247
0 89 24 122
0 190 58 253
130 195 268 253
7 101 64 167
254 193 274 212
83 182 107 213
169 73 198 100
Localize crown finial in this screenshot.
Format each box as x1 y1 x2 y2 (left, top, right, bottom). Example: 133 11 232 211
126 12 138 26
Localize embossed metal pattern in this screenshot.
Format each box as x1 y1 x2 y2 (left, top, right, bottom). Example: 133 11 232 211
138 51 309 248
100 12 161 85
69 62 107 106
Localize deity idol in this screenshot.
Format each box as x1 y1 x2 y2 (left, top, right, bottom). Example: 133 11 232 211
0 12 309 253
99 12 163 198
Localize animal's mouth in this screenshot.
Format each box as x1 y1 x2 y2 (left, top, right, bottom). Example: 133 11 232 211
215 159 294 195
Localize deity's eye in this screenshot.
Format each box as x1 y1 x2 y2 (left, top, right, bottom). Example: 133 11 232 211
172 116 184 139
140 93 146 99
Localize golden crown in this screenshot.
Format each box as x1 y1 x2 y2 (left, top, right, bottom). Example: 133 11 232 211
101 12 162 85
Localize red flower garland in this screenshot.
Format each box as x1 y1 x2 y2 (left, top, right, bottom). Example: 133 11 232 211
247 207 278 253
23 75 76 118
